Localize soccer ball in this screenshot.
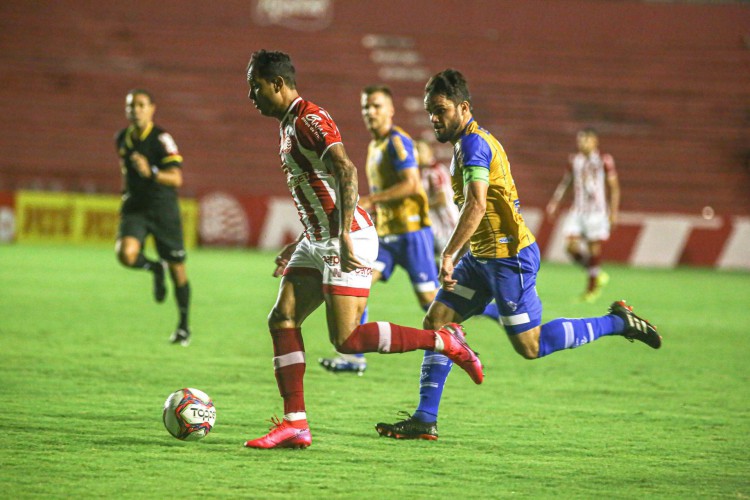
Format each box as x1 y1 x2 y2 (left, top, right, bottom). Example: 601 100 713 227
163 388 216 441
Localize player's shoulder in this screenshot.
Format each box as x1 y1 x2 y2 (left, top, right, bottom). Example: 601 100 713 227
114 127 128 143
459 125 491 155
390 125 414 142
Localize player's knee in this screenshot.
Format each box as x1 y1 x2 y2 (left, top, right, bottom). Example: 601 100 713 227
267 307 294 330
117 248 138 267
422 315 441 330
515 344 539 360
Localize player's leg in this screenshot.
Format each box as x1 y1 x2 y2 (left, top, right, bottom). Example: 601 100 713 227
323 228 482 384
153 209 190 344
505 244 660 358
245 267 324 449
580 213 611 302
318 241 392 374
116 211 167 303
375 253 490 440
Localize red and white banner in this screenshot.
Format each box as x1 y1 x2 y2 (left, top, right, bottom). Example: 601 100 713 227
198 192 750 270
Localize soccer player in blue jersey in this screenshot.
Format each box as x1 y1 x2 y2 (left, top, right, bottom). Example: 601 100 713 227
375 69 662 440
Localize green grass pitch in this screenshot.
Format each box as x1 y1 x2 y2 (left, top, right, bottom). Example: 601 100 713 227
1 244 748 498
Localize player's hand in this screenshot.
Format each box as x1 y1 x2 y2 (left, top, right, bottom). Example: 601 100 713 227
609 212 618 230
130 152 150 178
339 232 364 273
272 242 297 277
358 195 373 211
546 201 558 219
439 254 457 291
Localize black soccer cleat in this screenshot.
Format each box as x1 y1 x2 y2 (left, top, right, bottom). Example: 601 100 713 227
375 411 438 441
153 261 167 303
169 328 190 347
609 300 662 349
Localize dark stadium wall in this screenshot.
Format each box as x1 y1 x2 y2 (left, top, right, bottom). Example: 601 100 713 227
0 1 748 225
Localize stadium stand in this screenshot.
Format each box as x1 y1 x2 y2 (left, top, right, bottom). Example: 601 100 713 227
0 0 748 217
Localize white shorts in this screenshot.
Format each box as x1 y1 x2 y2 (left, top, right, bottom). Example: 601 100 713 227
562 211 610 242
284 226 378 296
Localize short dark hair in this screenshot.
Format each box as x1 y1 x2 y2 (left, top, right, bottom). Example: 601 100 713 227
579 126 598 137
247 50 297 89
424 69 471 110
127 88 154 103
362 84 393 99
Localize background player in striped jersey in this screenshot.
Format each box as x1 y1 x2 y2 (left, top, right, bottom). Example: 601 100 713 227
546 127 621 302
114 89 192 346
375 69 660 441
416 139 458 259
319 85 438 374
243 50 484 449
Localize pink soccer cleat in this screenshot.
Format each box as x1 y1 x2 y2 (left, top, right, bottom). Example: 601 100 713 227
244 416 312 449
435 323 484 384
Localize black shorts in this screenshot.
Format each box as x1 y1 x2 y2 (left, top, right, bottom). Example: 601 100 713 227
118 206 186 263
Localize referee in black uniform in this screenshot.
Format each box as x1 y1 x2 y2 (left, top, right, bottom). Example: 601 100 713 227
115 89 191 346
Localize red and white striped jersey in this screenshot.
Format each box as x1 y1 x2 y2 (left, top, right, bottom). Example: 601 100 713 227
421 160 459 230
278 97 373 241
568 150 617 215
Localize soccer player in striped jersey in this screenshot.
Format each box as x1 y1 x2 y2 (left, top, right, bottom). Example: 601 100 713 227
546 128 620 302
375 69 661 441
243 51 484 449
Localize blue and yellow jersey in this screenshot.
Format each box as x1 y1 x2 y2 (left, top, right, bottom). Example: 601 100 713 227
365 125 431 236
451 119 535 258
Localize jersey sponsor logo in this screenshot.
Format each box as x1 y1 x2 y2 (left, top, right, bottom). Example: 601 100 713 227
498 236 515 244
158 133 179 155
301 113 328 140
288 171 310 188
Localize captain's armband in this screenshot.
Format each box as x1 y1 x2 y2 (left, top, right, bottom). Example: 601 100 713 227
462 166 489 185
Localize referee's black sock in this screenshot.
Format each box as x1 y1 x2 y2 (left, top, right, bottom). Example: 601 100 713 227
175 282 191 330
133 253 158 272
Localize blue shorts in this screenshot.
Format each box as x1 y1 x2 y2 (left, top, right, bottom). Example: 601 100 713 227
373 227 438 293
435 242 543 335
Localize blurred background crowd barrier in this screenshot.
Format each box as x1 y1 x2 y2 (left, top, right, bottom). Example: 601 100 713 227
0 0 747 269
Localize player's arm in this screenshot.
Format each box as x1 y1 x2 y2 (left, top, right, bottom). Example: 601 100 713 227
129 153 183 187
359 167 421 210
606 170 620 227
440 168 488 290
546 171 572 218
326 143 364 272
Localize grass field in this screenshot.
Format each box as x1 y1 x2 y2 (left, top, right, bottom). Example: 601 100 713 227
1 244 748 498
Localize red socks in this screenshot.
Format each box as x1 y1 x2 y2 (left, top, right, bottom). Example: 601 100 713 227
270 328 306 416
339 322 436 354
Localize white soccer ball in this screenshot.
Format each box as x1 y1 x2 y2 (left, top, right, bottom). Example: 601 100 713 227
163 388 216 441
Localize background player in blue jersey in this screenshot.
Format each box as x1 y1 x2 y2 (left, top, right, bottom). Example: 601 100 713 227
319 85 438 374
114 89 192 346
375 69 662 440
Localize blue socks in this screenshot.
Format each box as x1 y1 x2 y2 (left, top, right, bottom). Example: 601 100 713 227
414 303 452 423
538 314 625 357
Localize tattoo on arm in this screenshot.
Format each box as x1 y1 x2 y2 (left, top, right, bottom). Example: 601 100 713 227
328 144 358 235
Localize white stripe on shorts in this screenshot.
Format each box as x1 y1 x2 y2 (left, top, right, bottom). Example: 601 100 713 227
500 312 531 326
377 321 392 353
414 281 437 293
273 351 306 369
451 284 476 300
